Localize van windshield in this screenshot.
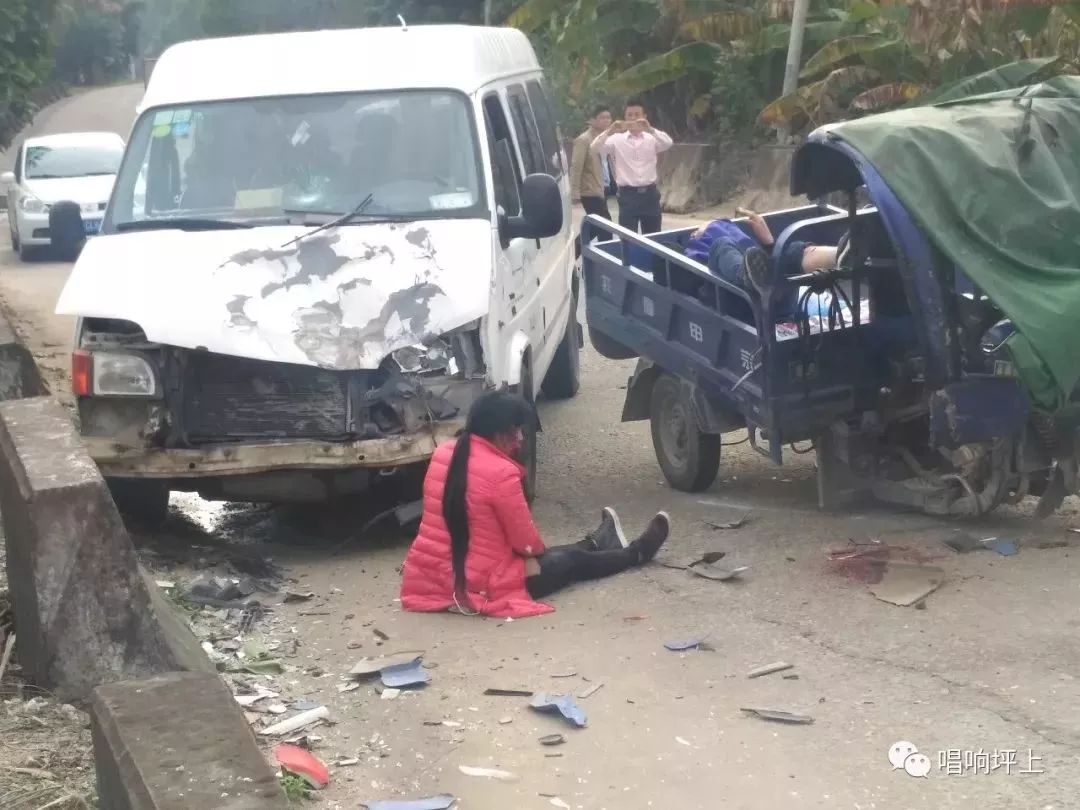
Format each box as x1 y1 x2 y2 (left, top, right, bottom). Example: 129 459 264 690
108 90 484 228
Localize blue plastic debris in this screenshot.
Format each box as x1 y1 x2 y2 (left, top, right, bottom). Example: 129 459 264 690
380 659 430 688
363 795 456 810
529 693 588 728
984 538 1018 556
664 638 705 652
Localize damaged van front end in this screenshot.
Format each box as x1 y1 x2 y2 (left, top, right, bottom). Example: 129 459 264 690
59 219 494 507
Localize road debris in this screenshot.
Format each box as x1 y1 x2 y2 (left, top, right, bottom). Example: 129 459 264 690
259 706 330 737
539 733 566 746
499 716 513 724
1037 540 1069 549
664 638 713 652
689 563 749 582
458 765 517 781
578 682 604 699
550 671 577 678
338 682 361 694
782 674 800 680
868 563 945 607
274 744 329 789
675 736 691 746
484 688 533 697
530 694 587 728
623 615 648 622
747 662 794 679
283 591 315 603
381 688 401 700
942 533 983 553
363 795 457 810
350 651 426 677
549 798 571 809
704 514 751 530
983 538 1018 556
373 628 391 641
740 707 814 725
379 659 430 689
336 758 361 767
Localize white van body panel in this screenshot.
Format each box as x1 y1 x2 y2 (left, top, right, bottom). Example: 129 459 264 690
56 219 492 370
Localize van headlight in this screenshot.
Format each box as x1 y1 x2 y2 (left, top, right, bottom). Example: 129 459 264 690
392 338 455 376
93 353 158 396
19 194 49 214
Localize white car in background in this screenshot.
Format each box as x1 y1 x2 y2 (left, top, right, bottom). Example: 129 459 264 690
2 132 125 261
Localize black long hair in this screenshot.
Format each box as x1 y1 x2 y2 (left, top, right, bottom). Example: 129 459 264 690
443 391 533 594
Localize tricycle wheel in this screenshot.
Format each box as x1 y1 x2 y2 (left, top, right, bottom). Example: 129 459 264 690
649 374 721 492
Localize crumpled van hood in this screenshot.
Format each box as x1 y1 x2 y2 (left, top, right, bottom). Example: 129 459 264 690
56 219 492 370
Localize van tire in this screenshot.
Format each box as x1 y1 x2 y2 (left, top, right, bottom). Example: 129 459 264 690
107 479 170 528
649 374 721 493
588 326 638 361
541 310 581 400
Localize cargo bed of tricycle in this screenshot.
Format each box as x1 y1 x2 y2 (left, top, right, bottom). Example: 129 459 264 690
581 206 900 490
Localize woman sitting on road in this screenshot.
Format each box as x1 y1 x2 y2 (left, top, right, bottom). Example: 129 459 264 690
400 391 669 619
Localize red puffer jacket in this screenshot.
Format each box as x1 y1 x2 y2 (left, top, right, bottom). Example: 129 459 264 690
400 436 553 619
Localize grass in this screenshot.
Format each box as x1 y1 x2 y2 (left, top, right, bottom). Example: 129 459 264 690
279 773 311 803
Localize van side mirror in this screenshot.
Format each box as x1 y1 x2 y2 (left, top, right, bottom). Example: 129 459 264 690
0 171 14 186
504 173 563 241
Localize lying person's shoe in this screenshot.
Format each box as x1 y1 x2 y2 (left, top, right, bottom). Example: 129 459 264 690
742 246 772 297
631 511 670 564
586 506 628 551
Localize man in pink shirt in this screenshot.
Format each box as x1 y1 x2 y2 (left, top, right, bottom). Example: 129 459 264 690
590 99 674 233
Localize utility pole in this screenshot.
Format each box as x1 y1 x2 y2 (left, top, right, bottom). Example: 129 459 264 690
484 0 493 25
779 0 811 142
782 0 811 97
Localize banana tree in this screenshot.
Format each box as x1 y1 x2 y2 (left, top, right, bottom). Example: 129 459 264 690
759 0 1080 131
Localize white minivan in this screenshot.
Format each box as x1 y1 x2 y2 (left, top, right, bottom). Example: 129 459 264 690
55 25 580 523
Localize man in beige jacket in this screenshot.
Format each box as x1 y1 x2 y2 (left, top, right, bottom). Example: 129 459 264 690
570 106 615 220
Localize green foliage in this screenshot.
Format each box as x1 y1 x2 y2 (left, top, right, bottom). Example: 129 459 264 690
280 772 311 803
0 0 59 148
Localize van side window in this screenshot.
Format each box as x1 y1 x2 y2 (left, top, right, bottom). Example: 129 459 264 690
526 79 562 178
507 84 546 177
482 92 521 217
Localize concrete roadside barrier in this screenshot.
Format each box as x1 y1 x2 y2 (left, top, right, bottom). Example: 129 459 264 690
92 672 289 810
0 309 45 399
0 396 212 702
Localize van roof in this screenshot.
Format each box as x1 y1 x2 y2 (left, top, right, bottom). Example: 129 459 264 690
140 25 541 111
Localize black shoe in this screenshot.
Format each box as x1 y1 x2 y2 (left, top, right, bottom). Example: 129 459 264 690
631 512 670 564
742 246 772 298
586 507 628 551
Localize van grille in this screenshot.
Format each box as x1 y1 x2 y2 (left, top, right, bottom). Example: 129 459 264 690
182 354 349 442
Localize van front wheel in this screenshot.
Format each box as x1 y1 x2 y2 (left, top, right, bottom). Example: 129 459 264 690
541 309 581 400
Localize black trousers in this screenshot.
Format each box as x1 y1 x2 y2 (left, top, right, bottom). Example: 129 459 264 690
525 539 638 599
617 184 662 234
581 195 612 220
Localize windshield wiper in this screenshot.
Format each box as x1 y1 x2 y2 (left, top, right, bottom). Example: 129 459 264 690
116 218 254 232
282 193 374 248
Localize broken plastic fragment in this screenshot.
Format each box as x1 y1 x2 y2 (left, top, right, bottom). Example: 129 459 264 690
363 795 456 810
664 638 706 652
458 765 517 781
259 706 330 736
983 538 1018 556
484 688 533 697
690 563 749 581
380 659 430 688
740 707 814 725
350 651 425 678
274 744 329 789
747 662 794 679
868 563 945 607
529 693 587 728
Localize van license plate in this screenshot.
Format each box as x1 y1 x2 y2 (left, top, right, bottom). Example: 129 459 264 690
83 219 102 235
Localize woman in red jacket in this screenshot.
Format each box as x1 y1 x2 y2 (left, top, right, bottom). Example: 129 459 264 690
400 391 669 619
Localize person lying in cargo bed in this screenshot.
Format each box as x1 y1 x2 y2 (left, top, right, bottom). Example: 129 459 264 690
685 207 843 318
400 392 669 619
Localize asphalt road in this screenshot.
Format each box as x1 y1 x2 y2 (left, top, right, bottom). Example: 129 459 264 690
2 84 1080 810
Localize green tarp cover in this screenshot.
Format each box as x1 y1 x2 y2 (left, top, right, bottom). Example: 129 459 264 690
826 76 1080 409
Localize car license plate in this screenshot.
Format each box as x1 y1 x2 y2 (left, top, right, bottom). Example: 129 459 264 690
83 219 102 235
